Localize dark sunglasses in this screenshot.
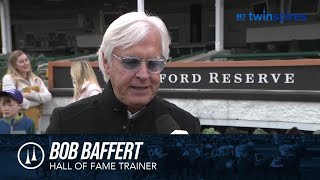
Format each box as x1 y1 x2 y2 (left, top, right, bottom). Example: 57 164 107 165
112 53 166 73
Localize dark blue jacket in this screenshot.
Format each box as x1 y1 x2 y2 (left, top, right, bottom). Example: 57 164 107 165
0 113 35 134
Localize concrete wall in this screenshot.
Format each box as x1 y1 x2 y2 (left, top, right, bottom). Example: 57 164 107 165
39 96 320 133
168 99 320 131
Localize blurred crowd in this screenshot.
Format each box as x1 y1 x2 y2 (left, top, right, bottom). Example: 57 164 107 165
203 126 320 135
131 135 319 180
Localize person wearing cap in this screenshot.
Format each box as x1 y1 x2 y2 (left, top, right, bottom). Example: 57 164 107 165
0 89 35 134
2 50 52 131
45 12 200 134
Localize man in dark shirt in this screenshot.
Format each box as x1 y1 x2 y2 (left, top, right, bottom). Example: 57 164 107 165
45 12 200 134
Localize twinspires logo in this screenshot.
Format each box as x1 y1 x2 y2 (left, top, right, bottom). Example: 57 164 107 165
236 9 307 22
17 142 45 170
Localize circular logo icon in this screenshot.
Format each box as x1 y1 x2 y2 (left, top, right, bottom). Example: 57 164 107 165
17 142 45 170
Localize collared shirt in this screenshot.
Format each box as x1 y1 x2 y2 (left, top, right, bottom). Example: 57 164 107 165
127 107 145 119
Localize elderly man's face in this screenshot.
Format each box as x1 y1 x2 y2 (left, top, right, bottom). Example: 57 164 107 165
104 30 163 112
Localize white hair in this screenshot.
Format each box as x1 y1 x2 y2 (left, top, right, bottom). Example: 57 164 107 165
98 11 171 82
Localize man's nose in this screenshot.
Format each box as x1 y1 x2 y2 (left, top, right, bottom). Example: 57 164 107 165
136 63 150 80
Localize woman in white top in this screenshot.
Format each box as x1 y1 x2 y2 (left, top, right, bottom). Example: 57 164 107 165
70 61 102 102
2 50 52 130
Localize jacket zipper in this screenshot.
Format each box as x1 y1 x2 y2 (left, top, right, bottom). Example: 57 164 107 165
10 119 14 134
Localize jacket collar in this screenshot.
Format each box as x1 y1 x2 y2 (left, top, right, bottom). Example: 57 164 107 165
102 81 127 112
2 113 24 125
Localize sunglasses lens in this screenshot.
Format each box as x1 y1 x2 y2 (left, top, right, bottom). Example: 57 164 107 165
148 60 165 73
121 58 140 70
116 54 166 73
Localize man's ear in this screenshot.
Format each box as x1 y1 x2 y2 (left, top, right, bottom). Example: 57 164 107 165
102 52 110 74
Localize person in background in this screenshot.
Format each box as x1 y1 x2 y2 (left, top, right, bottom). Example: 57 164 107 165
70 61 102 102
2 50 52 131
0 89 35 134
0 82 2 117
286 127 304 135
45 11 200 134
313 129 320 134
0 107 2 118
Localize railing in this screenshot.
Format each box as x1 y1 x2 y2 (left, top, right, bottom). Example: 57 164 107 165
170 50 206 62
170 43 214 59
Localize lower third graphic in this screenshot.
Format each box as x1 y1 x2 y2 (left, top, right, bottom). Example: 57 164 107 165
17 142 45 170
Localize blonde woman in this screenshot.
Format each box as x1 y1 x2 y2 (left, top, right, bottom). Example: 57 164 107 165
70 61 102 102
2 50 52 130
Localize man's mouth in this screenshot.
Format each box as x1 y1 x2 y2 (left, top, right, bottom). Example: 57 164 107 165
131 86 148 90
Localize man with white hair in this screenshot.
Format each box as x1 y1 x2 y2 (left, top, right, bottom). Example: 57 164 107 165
45 12 200 134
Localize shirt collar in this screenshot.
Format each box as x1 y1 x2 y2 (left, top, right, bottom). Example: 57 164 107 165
2 113 24 125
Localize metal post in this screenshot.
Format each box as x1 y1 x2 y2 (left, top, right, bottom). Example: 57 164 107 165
0 0 12 53
137 0 144 12
4 0 12 53
0 0 7 53
215 0 224 51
